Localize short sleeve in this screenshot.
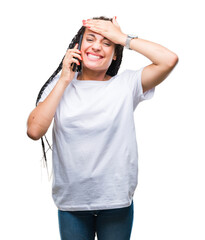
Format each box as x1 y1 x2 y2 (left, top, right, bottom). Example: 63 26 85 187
38 74 60 104
122 68 155 110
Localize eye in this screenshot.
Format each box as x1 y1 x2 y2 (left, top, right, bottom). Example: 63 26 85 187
103 41 111 46
86 38 94 42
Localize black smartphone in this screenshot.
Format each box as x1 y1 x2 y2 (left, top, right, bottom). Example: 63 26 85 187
72 34 83 72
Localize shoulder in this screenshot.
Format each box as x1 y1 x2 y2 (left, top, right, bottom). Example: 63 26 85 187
117 68 144 78
37 74 61 104
116 68 144 86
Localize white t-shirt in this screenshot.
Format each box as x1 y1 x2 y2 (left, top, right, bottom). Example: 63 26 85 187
39 68 155 211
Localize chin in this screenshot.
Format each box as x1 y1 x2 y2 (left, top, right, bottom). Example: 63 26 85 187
82 63 109 72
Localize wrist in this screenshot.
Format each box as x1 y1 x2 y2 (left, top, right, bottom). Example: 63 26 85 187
58 75 73 87
125 34 138 50
118 33 127 46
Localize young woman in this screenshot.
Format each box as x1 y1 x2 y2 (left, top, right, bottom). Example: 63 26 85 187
27 16 178 240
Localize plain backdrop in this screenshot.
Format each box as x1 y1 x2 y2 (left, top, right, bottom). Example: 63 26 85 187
1 0 204 239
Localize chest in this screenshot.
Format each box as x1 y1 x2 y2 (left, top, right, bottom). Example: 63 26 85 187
54 83 133 134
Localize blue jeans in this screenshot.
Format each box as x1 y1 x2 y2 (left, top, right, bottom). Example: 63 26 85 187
58 201 134 240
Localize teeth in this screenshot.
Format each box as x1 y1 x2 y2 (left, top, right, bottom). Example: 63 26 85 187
87 54 101 59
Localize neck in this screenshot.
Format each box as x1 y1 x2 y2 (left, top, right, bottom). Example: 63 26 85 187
77 68 111 81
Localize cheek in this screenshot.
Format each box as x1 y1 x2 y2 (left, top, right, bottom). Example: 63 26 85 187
80 39 89 51
107 49 115 62
80 45 90 59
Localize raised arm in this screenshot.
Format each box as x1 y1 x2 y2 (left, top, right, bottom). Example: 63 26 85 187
129 38 178 92
83 17 178 92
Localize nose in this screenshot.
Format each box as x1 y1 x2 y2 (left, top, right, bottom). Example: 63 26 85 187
91 41 102 51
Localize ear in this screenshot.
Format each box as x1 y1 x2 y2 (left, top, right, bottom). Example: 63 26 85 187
113 54 117 61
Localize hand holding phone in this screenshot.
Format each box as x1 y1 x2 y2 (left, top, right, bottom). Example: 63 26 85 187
71 34 83 72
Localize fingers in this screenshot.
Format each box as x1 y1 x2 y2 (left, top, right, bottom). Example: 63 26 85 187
82 19 103 33
63 45 82 68
82 17 120 36
112 16 117 23
112 16 119 27
83 17 118 27
74 43 79 49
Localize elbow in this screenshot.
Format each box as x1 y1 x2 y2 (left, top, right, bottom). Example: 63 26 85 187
27 127 43 141
168 53 179 69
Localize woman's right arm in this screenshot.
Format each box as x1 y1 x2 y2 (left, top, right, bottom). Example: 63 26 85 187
27 78 69 140
27 44 82 140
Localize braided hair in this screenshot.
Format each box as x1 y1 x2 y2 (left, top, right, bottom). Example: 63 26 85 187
36 16 124 169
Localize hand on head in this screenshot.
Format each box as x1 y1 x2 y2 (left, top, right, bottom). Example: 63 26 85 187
82 16 126 46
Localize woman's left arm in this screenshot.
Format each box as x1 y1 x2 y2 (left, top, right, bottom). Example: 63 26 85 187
83 17 178 93
129 38 179 92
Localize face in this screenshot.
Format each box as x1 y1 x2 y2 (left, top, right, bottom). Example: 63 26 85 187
80 28 116 72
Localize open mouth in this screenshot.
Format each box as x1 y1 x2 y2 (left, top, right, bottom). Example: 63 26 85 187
86 53 103 61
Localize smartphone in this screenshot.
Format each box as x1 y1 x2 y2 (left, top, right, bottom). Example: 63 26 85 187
72 34 83 72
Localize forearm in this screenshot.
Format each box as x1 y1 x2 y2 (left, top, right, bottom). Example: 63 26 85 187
27 78 69 140
128 37 178 67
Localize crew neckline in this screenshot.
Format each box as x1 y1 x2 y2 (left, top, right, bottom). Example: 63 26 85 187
72 72 116 85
